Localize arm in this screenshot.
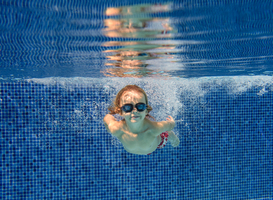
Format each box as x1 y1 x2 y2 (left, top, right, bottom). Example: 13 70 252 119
103 114 122 137
152 115 175 136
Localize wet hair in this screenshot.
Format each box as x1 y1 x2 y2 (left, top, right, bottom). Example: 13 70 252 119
108 85 155 120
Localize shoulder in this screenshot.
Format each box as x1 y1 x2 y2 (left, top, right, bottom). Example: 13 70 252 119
110 120 124 137
146 119 172 136
145 119 163 136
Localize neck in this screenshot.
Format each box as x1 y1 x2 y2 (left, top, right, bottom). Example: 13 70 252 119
126 119 146 134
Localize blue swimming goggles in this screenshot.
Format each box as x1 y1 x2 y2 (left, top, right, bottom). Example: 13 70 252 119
121 103 147 113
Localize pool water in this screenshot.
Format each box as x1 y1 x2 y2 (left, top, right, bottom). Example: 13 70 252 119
1 0 273 199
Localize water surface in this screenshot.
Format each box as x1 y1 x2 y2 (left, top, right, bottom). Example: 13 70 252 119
1 0 273 79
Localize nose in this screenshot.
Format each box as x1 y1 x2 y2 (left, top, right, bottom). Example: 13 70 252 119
132 107 138 113
132 106 138 113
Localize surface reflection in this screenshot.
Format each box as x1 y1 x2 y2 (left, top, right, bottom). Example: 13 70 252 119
102 3 179 78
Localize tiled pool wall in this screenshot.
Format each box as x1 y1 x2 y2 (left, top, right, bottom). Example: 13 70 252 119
1 77 273 199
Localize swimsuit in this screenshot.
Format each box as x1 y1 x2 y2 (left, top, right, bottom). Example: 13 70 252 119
147 131 169 155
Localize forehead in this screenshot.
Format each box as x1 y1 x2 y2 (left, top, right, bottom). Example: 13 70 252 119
120 91 146 103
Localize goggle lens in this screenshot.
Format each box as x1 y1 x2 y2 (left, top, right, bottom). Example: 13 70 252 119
121 103 147 113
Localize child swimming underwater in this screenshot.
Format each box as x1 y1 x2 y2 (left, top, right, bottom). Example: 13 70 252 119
103 85 180 155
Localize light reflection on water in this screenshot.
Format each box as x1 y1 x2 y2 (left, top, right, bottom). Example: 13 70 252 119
102 3 179 78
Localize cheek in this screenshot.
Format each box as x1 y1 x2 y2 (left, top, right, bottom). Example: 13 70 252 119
141 110 148 117
122 112 130 118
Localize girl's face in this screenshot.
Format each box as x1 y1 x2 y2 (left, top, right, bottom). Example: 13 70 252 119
120 91 148 123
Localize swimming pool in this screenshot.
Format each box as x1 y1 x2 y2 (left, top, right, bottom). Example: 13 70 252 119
1 0 273 199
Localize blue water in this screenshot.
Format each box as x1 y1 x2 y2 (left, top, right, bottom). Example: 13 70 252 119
1 0 273 199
